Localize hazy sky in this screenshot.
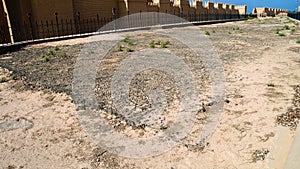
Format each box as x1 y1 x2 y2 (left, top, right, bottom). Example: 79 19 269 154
198 0 299 13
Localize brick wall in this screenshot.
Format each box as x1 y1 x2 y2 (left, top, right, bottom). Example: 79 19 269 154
205 2 218 20
215 3 225 19
1 0 248 44
153 0 173 14
73 0 117 19
0 1 10 43
235 5 247 15
253 7 288 17
5 0 246 25
31 0 74 21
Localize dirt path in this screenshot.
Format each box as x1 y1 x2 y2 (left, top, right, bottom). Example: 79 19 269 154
0 17 300 169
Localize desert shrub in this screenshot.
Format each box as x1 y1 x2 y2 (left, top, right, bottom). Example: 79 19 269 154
284 25 290 30
57 52 67 57
126 40 134 45
149 43 155 48
0 77 7 83
42 55 50 62
47 50 54 56
54 46 60 51
116 44 122 51
161 41 168 48
125 47 132 52
123 36 129 42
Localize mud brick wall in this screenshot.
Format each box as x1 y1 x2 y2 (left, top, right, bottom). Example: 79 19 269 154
153 0 172 14
1 0 249 44
126 0 148 14
0 1 10 43
193 1 208 20
73 0 118 19
224 4 232 17
230 5 239 15
215 3 226 19
253 7 288 17
5 0 32 41
118 0 128 17
205 2 218 20
4 0 246 25
235 5 247 15
31 0 74 21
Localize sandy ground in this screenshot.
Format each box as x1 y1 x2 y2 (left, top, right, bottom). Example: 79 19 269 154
0 17 300 169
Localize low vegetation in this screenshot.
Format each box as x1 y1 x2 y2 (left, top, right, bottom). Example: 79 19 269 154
123 35 135 45
0 77 7 83
160 41 170 48
276 24 297 36
41 46 67 62
149 40 170 48
284 25 290 30
149 40 155 48
116 44 122 51
42 55 50 62
57 52 67 57
54 45 60 51
125 47 132 52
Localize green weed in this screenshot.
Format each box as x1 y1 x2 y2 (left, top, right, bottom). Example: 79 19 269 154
0 77 7 83
57 52 67 57
161 41 168 48
116 44 122 51
42 55 50 62
125 47 132 52
54 45 60 51
284 25 290 30
47 50 54 56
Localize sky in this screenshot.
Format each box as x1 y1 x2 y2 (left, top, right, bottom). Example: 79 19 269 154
196 0 299 13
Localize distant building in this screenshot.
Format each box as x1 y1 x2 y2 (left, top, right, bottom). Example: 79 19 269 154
252 7 288 17
298 6 300 12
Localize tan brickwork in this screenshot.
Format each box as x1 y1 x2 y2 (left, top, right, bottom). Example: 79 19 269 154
5 0 246 23
2 0 247 43
253 7 288 17
235 5 247 15
0 1 10 43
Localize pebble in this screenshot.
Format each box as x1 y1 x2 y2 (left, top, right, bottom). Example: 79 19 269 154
207 101 216 106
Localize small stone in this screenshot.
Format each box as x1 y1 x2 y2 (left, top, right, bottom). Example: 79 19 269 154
76 105 86 111
207 101 216 106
